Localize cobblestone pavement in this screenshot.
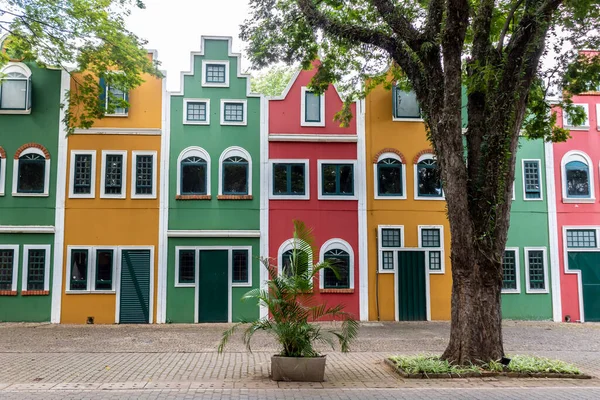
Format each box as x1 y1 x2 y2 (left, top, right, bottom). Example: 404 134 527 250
1 321 599 398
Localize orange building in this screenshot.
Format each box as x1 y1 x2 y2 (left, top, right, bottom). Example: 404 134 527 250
58 51 164 324
364 83 452 321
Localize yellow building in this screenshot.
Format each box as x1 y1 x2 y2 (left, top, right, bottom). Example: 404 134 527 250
59 52 164 324
364 83 451 321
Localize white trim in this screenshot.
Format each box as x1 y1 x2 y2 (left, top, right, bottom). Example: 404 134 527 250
300 87 325 127
597 104 600 131
104 80 129 117
268 134 358 143
0 245 19 292
521 159 543 201
183 98 211 125
218 146 252 196
220 99 247 126
357 99 369 321
131 151 158 199
501 247 521 294
377 225 404 273
167 230 261 238
231 246 253 288
414 153 444 200
174 246 198 288
72 128 162 135
277 239 313 277
374 152 407 200
176 146 211 196
65 246 118 293
21 245 51 292
417 225 445 274
545 140 562 321
201 60 230 88
560 150 595 203
68 150 97 199
317 159 359 200
0 225 55 234
563 103 590 130
524 247 549 294
0 156 6 196
100 150 128 199
158 74 170 323
318 238 355 289
1 62 32 77
259 95 269 320
12 148 51 197
115 246 155 324
0 62 32 114
392 117 424 122
268 159 310 200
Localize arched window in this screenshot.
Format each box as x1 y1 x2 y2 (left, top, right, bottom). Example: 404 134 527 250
176 147 211 198
561 151 594 202
13 146 50 196
278 239 313 277
219 147 252 197
319 239 354 290
0 63 32 112
376 152 404 198
415 154 443 199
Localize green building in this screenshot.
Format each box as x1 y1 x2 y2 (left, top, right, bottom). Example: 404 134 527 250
162 36 264 323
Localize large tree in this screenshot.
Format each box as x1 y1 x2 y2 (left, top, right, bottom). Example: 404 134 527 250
241 0 600 364
0 0 159 131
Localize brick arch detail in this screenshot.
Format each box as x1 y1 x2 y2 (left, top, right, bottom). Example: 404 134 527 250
372 148 406 164
412 149 435 164
14 143 51 160
0 146 5 159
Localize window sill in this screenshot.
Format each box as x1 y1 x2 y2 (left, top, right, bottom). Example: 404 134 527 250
12 193 49 197
104 113 129 118
176 194 211 200
220 121 247 126
22 290 49 296
565 126 590 131
183 121 210 125
392 116 423 122
218 195 253 200
300 121 326 127
414 196 445 201
0 109 32 115
0 290 17 296
501 290 521 294
374 195 406 200
562 198 596 204
320 288 354 294
65 290 115 295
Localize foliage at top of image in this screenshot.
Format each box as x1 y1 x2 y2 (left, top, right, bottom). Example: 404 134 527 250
0 0 161 133
218 220 358 358
250 65 296 97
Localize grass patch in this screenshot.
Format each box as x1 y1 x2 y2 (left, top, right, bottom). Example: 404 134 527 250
388 354 582 376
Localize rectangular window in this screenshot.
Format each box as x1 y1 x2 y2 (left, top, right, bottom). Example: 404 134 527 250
178 250 195 284
421 229 441 248
70 249 89 291
95 250 114 290
523 160 541 199
393 87 420 119
563 104 589 128
73 154 93 194
428 251 442 271
527 250 546 291
106 85 128 115
566 229 597 248
273 163 306 196
186 101 207 122
321 163 354 196
382 251 394 270
26 249 46 291
232 250 249 284
206 64 226 83
305 91 321 122
1 78 29 110
104 154 123 195
502 250 518 291
0 249 15 290
135 154 154 195
382 228 401 248
223 102 244 122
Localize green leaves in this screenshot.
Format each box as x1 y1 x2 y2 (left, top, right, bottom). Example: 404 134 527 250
250 65 295 96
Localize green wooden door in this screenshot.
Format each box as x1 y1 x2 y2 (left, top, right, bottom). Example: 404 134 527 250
198 250 228 323
568 252 600 322
119 249 151 324
397 251 427 321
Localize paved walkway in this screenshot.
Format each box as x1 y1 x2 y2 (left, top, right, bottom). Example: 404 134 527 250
1 321 599 398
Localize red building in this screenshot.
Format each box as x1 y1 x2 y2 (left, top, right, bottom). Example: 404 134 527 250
267 64 362 320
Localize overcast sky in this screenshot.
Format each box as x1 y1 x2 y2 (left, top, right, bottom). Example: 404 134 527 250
127 0 252 91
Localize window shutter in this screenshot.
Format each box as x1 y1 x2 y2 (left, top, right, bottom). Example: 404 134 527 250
124 90 129 114
99 77 107 107
27 76 32 109
392 85 398 118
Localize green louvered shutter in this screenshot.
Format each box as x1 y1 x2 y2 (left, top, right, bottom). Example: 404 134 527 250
99 77 107 108
119 249 151 324
392 85 398 118
397 251 427 321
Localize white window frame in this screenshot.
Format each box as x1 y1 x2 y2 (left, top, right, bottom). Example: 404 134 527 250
317 159 358 201
177 146 211 197
12 147 51 197
0 153 6 196
277 239 314 277
183 98 211 125
68 150 97 199
300 87 325 127
418 225 445 274
0 245 19 292
563 103 589 130
268 159 310 200
100 150 128 199
318 238 354 290
65 246 118 293
174 246 198 288
104 81 129 117
230 246 253 287
377 225 404 273
524 247 549 294
201 60 230 88
218 146 252 196
521 158 543 201
374 152 406 200
220 99 247 126
131 151 157 199
596 104 600 131
560 150 595 203
414 153 444 201
501 247 521 294
392 87 423 122
21 244 51 292
0 62 32 115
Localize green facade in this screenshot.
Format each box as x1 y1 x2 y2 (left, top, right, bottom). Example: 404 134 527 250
0 64 62 322
166 38 261 323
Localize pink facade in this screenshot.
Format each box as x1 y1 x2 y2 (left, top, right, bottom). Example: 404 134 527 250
268 65 360 319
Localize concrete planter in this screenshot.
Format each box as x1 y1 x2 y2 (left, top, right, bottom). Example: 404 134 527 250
271 355 326 382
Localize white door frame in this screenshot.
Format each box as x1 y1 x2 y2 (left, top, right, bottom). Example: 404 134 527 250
394 248 431 322
115 246 155 324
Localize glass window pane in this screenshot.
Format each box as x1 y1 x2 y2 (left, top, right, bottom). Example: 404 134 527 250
136 155 153 195
95 250 113 290
378 160 402 196
421 228 441 248
382 229 401 247
223 160 248 195
382 251 394 270
178 250 195 284
273 164 289 194
322 165 337 194
339 165 354 195
0 79 27 109
528 250 545 290
502 250 517 290
417 160 442 197
224 103 244 122
206 64 226 83
566 161 590 197
232 250 249 283
324 250 350 288
107 86 127 114
70 250 88 290
74 154 93 194
566 229 597 248
524 161 541 199
0 249 15 290
27 249 46 291
428 251 442 271
395 89 420 118
181 158 207 195
282 249 309 277
105 154 123 194
305 91 321 122
290 164 305 194
18 155 45 193
186 102 206 121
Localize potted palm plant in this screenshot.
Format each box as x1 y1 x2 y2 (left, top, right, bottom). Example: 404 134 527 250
218 220 358 382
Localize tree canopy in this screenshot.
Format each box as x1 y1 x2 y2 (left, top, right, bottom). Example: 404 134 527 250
250 65 295 96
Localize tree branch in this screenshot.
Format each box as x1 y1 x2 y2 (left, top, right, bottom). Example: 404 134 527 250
371 0 420 49
423 0 444 41
497 0 525 52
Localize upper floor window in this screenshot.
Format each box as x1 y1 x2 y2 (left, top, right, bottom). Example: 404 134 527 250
100 151 127 199
561 151 594 203
69 151 96 198
0 147 6 196
270 160 309 199
219 147 252 198
415 154 443 199
563 104 589 130
318 161 357 200
282 249 310 277
177 147 211 199
131 151 157 199
221 100 247 126
184 99 210 125
301 87 325 126
375 152 404 198
0 63 32 113
392 86 420 120
522 159 542 200
13 146 50 197
566 229 597 248
202 60 229 87
100 77 128 116
319 238 354 290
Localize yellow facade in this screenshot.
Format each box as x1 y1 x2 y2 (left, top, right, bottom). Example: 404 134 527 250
61 55 162 324
365 83 452 321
